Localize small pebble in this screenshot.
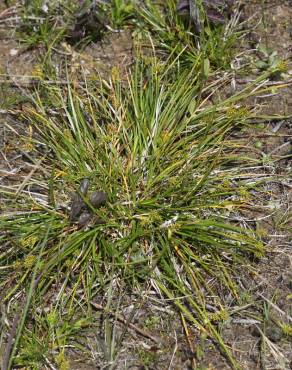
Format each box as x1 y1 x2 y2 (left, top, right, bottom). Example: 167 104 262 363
70 193 84 221
10 48 18 56
89 191 107 208
80 178 90 195
78 212 92 227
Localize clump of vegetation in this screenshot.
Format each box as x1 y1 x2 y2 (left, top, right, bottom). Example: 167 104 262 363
16 0 136 48
1 50 281 368
16 0 239 66
1 1 288 369
135 0 240 68
17 0 72 48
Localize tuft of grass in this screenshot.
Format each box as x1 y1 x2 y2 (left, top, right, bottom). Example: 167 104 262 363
109 0 136 29
0 51 281 369
134 0 241 69
16 0 135 49
17 0 72 48
15 0 241 73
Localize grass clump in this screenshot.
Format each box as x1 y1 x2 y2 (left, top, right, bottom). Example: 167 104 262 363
17 0 136 49
0 52 274 369
135 0 241 69
17 0 72 48
15 0 239 71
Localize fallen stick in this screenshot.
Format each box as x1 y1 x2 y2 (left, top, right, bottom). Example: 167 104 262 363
0 78 86 87
90 301 161 345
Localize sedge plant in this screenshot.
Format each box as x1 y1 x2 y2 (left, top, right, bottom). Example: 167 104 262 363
1 53 283 369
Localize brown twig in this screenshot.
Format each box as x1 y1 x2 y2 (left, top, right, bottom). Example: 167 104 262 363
2 311 21 370
236 78 292 87
90 301 161 345
0 78 86 87
0 6 17 20
0 15 45 24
